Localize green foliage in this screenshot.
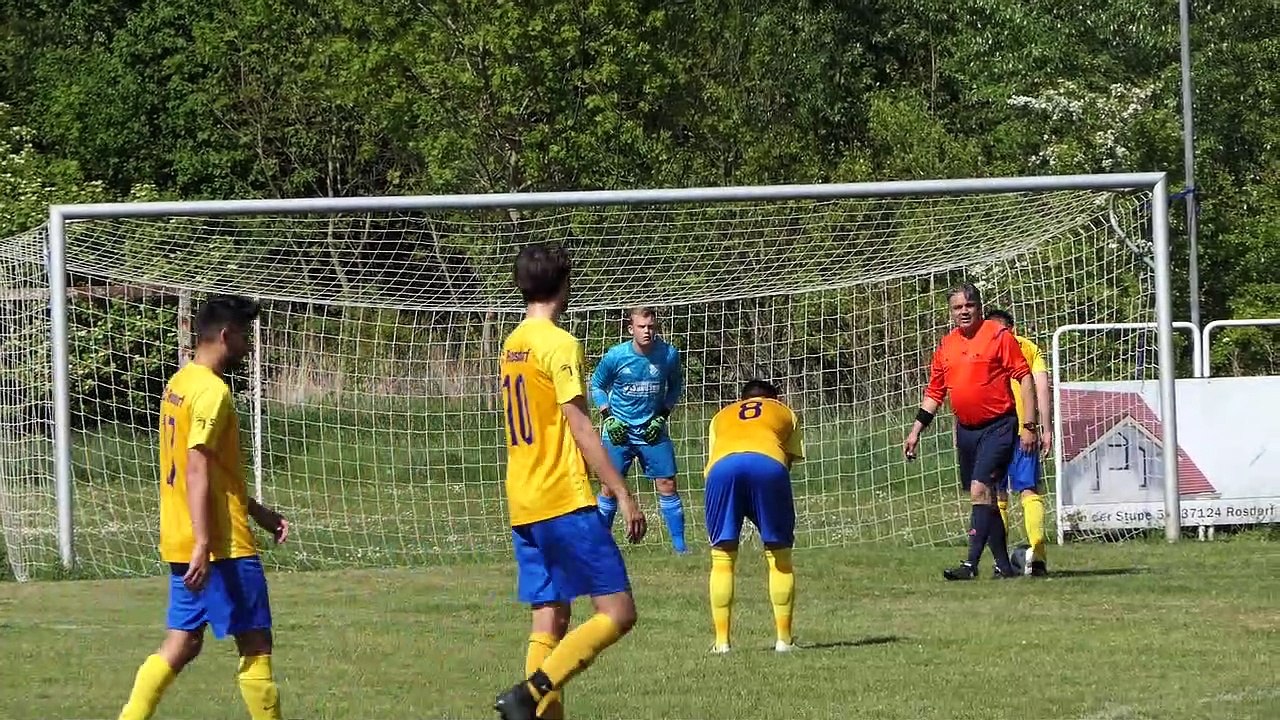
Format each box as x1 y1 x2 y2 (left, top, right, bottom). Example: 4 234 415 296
66 296 177 426
2 0 1279 373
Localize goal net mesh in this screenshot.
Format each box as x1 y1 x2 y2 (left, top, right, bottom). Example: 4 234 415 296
0 188 1160 579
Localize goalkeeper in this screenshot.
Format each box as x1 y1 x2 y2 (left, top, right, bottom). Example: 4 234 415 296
590 307 688 554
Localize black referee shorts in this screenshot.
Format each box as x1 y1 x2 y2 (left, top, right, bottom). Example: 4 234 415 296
955 412 1018 492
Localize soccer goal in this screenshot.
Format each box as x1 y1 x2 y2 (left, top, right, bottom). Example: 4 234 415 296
0 174 1181 580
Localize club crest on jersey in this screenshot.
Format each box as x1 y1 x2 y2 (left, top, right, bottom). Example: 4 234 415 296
648 364 659 377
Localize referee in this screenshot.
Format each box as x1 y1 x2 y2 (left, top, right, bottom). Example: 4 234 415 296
903 283 1036 580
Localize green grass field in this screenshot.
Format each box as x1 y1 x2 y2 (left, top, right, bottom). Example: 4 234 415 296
1 537 1277 719
6 398 978 579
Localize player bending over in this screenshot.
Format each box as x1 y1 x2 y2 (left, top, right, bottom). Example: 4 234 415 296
494 243 648 720
590 306 688 553
117 295 289 720
703 380 804 653
985 308 1052 576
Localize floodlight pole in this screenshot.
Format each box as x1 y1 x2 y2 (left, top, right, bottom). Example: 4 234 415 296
1179 0 1201 330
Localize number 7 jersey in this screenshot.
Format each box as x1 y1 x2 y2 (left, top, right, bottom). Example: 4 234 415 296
158 362 256 563
705 398 805 476
500 317 595 526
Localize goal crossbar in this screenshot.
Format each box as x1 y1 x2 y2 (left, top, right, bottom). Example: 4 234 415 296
43 172 1181 571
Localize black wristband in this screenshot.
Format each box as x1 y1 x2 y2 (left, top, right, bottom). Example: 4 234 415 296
601 407 612 419
915 408 935 428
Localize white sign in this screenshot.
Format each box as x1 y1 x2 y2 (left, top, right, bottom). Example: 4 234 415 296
1056 376 1280 531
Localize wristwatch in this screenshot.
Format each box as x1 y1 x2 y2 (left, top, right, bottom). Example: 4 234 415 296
1022 422 1041 431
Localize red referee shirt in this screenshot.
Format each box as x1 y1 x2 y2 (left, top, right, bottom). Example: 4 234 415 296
924 319 1031 427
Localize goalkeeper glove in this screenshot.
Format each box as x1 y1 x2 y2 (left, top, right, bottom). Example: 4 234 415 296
641 411 669 444
601 409 629 446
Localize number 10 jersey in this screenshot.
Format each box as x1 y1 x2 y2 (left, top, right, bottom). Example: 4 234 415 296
500 317 595 527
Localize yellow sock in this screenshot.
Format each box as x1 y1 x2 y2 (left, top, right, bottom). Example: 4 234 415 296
534 614 623 695
236 655 282 720
118 654 177 720
1023 491 1047 562
997 498 1010 530
526 632 563 720
764 548 794 645
709 548 737 647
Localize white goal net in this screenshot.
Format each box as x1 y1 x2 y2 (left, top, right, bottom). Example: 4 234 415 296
1 184 1162 579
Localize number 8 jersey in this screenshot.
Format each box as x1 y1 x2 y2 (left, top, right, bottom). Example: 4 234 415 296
500 317 595 526
705 397 805 477
158 362 256 563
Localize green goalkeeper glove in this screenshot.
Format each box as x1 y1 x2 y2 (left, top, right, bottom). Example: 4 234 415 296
642 412 669 444
601 410 629 446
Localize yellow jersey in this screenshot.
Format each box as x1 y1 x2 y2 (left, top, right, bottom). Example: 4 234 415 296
500 317 595 526
705 397 804 475
158 362 257 563
1010 334 1047 426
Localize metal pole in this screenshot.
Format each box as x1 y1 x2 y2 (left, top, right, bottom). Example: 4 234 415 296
47 209 75 569
1151 177 1182 542
252 310 264 502
1179 0 1201 329
52 172 1170 219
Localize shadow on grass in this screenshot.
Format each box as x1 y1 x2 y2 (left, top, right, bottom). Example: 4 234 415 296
1049 567 1148 579
803 635 904 650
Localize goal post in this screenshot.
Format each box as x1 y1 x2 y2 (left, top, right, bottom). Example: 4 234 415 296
25 172 1180 578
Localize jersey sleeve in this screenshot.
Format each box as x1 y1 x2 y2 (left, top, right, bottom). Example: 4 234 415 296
663 346 684 410
588 347 613 409
545 336 588 405
187 386 231 450
1027 341 1048 374
998 330 1031 380
924 347 948 403
784 409 805 462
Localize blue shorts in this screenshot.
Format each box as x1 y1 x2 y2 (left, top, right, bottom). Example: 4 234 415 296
1005 444 1042 493
512 507 631 605
704 452 795 547
603 433 678 480
955 412 1017 492
167 556 272 640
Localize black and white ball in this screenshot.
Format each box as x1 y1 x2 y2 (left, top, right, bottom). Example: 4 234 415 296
1010 544 1033 575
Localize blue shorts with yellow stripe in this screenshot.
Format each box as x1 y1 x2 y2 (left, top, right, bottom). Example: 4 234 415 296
166 555 272 640
512 507 631 605
1005 444 1042 493
704 452 795 547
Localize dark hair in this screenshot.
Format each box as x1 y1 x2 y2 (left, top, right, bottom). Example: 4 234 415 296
194 294 261 344
514 243 572 303
985 308 1015 327
740 379 780 400
947 282 983 307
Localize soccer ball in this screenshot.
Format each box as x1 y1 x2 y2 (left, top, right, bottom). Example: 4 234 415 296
1010 544 1033 575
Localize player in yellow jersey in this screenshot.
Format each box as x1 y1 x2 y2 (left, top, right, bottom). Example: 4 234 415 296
703 380 804 654
493 243 647 720
986 309 1052 577
117 295 289 720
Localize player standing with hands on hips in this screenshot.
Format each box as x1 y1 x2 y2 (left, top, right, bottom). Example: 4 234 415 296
590 307 688 554
903 283 1036 581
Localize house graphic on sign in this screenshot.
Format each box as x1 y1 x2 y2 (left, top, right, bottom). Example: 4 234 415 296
1059 389 1218 505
